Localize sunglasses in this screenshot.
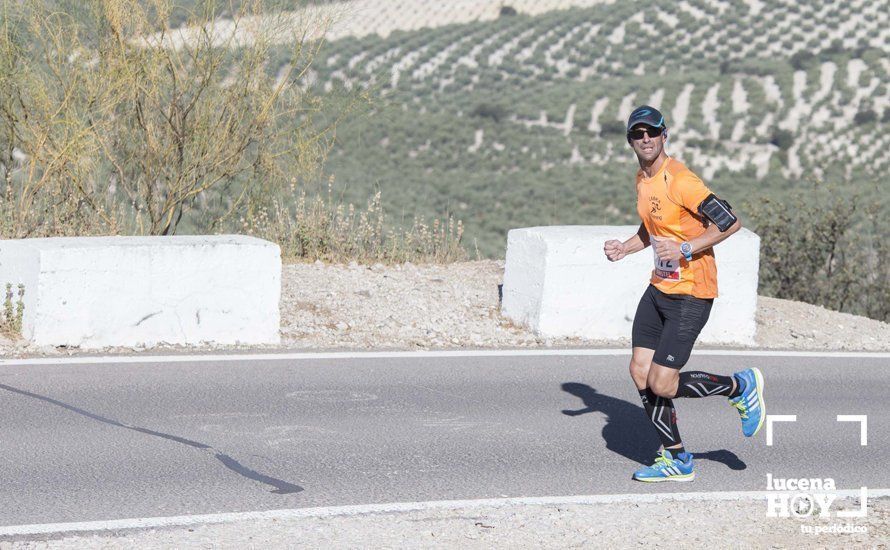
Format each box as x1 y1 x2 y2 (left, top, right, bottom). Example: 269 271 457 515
627 126 665 140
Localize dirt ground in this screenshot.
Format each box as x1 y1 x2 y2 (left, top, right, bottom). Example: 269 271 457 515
1 260 888 357
6 495 888 549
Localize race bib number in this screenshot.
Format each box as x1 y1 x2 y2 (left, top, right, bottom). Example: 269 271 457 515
653 248 681 280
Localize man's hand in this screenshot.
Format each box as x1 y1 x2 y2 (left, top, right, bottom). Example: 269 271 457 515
651 236 681 263
604 239 626 262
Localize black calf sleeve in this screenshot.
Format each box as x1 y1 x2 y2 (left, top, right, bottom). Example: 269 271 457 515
639 388 682 448
675 371 736 398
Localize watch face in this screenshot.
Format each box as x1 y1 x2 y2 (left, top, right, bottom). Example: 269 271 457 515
681 242 691 253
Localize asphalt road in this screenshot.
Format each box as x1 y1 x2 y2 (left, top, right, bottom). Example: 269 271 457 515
0 351 886 527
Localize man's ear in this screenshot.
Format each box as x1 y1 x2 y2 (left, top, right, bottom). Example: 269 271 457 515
663 129 669 144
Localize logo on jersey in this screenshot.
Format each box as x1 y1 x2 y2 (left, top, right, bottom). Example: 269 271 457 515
649 196 661 214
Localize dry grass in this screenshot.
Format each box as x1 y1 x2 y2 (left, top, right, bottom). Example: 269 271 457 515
0 0 342 237
240 177 469 264
0 283 24 338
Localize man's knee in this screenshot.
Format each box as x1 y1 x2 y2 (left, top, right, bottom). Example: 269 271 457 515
629 357 650 379
647 365 679 398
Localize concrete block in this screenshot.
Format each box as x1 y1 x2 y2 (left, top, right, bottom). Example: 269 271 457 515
0 235 281 348
501 226 760 345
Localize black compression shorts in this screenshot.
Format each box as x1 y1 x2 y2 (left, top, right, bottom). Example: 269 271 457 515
631 284 713 369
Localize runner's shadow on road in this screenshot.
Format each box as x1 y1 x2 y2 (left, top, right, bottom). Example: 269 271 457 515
0 383 303 494
560 382 746 470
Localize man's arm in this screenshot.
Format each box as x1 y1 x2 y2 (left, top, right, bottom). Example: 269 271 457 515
688 216 741 254
663 171 742 259
604 223 650 262
652 216 742 262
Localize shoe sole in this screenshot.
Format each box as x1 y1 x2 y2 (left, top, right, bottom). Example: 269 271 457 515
749 367 766 437
633 472 695 483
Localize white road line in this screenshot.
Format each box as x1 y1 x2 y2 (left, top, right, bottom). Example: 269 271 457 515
3 489 887 537
1 348 889 367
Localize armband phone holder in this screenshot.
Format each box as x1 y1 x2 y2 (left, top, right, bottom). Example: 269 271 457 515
698 194 737 232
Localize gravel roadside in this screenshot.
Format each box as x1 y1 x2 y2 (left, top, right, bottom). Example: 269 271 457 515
7 496 888 548
1 260 888 357
278 260 890 352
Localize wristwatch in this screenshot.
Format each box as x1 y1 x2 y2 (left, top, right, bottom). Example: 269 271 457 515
680 242 693 261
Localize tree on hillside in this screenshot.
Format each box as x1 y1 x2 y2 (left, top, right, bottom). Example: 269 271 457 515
0 0 360 237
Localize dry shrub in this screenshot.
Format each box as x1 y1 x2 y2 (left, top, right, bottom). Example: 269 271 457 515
0 283 24 337
0 0 347 237
241 177 468 264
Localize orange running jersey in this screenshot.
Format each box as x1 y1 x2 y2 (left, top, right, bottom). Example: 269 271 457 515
635 157 718 299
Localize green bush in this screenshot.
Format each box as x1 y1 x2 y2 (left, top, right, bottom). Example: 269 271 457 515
601 120 626 136
790 51 816 71
853 109 877 125
747 185 889 322
825 39 845 55
770 129 794 150
470 102 509 122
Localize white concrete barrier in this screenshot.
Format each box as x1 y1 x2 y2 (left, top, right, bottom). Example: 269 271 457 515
0 235 281 348
501 226 760 345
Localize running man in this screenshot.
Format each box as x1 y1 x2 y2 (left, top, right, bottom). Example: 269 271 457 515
603 105 765 482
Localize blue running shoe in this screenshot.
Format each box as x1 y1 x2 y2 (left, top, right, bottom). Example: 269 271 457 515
632 450 695 483
730 367 765 437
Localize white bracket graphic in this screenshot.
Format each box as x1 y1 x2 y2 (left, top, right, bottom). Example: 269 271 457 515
836 487 869 518
836 415 868 445
766 415 797 446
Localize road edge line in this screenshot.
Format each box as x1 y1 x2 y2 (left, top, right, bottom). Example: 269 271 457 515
2 348 890 366
2 489 887 537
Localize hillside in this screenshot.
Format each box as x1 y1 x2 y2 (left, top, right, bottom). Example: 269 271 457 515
256 0 890 258
4 0 884 320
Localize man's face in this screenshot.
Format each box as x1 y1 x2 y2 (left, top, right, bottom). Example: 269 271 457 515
628 124 666 163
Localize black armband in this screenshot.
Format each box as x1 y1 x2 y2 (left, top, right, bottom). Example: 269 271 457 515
698 193 737 232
